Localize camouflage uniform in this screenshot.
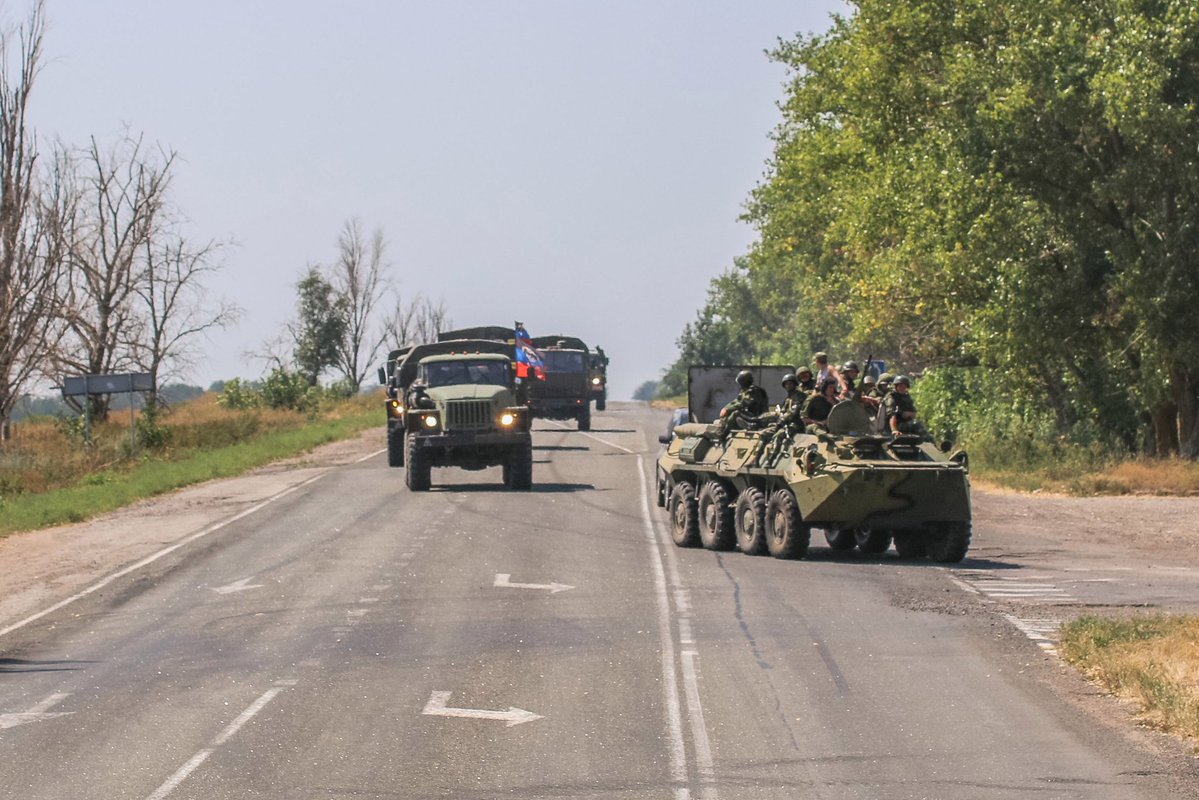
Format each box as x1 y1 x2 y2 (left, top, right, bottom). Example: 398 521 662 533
723 384 769 418
801 392 836 433
884 380 929 439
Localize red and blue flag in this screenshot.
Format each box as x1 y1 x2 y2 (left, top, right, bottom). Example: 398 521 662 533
514 322 546 380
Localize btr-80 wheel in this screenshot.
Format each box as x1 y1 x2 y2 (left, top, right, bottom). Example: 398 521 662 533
697 481 736 551
824 528 856 551
855 528 892 555
387 425 405 467
668 482 700 548
926 521 971 563
734 487 768 555
765 489 809 559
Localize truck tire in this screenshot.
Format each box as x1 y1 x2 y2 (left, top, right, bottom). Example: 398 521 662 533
596 392 607 411
926 521 971 563
405 435 431 491
577 403 591 431
855 528 892 555
734 487 768 555
824 528 856 551
668 482 700 548
387 425 405 467
504 441 533 491
893 531 927 559
698 481 736 551
765 489 809 559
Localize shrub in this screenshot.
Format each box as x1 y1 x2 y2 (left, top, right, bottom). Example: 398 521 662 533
218 378 261 410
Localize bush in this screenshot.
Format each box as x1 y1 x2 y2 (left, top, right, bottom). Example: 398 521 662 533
218 378 261 410
261 368 310 411
136 405 171 450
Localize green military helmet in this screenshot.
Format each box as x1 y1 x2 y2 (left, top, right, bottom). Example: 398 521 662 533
781 373 797 388
894 375 911 386
796 366 813 378
842 360 860 373
862 374 876 386
736 369 755 388
877 372 894 384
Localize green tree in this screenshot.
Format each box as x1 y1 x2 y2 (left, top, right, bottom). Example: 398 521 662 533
291 267 348 386
685 0 1199 457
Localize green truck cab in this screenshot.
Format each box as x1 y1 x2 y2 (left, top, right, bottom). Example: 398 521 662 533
402 352 532 491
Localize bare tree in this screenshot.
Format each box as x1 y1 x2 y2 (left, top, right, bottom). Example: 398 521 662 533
56 132 174 420
132 235 241 407
330 218 389 392
0 2 66 441
381 294 451 348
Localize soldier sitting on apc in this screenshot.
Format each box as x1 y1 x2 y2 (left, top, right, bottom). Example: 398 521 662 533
801 378 840 433
716 369 769 436
884 375 931 440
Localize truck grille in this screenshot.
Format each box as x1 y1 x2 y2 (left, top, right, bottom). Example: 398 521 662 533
445 399 493 431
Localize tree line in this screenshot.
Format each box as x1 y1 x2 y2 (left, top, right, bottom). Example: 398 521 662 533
0 3 237 438
0 2 449 437
662 0 1199 459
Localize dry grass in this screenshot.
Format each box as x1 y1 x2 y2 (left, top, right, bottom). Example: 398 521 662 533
0 391 380 499
1060 615 1199 741
977 458 1199 496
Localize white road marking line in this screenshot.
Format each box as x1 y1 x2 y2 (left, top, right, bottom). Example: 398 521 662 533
541 419 638 454
211 577 264 595
420 691 542 727
681 651 718 799
948 576 982 596
493 573 576 594
636 457 689 795
0 692 74 730
354 447 388 464
144 682 291 800
0 472 327 641
1002 614 1060 654
359 597 380 604
678 618 695 645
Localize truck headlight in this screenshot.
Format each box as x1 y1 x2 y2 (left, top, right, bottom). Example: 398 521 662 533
500 412 516 426
422 414 439 429
591 377 601 385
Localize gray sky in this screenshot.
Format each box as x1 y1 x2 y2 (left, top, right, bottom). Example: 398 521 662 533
31 1 845 400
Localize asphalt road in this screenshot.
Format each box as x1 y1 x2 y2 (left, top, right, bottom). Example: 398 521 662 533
0 403 1194 799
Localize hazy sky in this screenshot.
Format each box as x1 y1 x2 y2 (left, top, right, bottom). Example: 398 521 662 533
30 1 846 400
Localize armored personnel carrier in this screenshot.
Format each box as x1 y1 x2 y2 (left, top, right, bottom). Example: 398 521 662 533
656 394 971 562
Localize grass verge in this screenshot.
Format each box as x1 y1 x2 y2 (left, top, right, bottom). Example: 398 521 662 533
0 401 379 537
1060 614 1199 741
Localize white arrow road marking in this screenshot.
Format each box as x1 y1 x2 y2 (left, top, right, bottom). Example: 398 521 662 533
212 577 264 595
0 692 73 730
421 691 543 727
493 573 575 594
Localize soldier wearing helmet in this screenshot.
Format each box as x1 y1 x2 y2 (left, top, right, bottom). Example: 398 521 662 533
884 375 929 438
839 361 860 399
720 369 769 421
795 366 816 392
778 373 804 416
801 377 840 433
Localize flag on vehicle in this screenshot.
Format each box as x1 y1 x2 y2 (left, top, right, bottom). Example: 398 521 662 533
514 322 546 381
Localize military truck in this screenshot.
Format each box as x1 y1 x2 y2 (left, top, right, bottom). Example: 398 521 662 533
657 372 971 562
400 350 532 491
378 346 414 467
588 346 609 411
377 339 520 471
530 335 594 430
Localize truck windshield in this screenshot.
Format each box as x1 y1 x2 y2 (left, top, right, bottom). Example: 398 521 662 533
543 351 585 373
422 360 509 387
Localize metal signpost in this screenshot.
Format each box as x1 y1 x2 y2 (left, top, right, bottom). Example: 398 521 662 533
61 372 155 447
